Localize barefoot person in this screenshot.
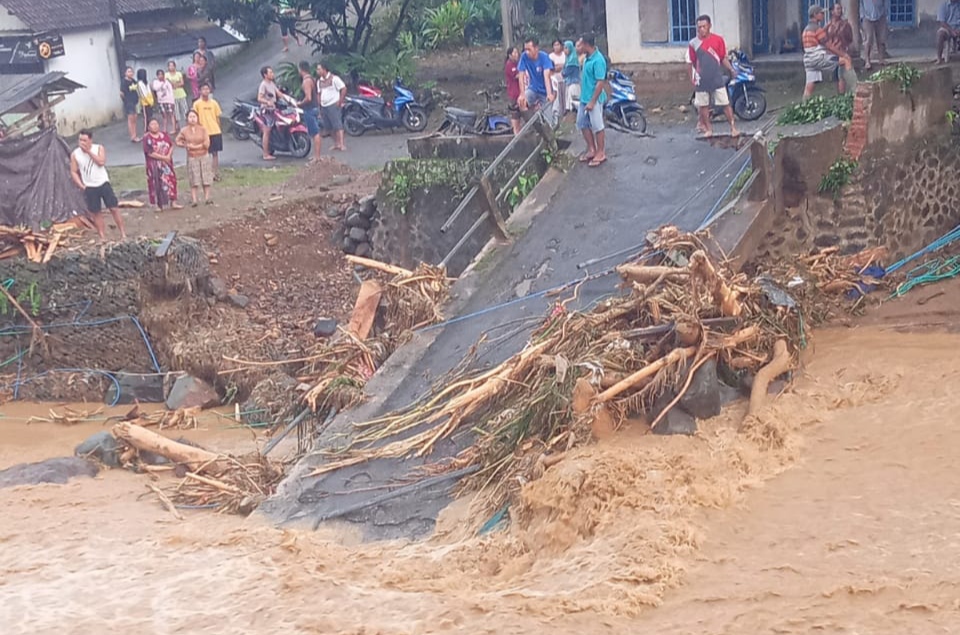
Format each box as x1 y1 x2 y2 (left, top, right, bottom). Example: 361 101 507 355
143 119 183 211
577 34 608 167
689 14 739 137
297 61 321 162
175 110 214 206
504 46 522 134
317 61 347 152
69 130 127 240
802 5 853 99
193 83 223 179
936 0 960 65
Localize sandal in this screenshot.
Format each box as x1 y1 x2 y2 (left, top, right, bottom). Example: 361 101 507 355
205 200 214 205
578 153 595 163
191 202 198 208
588 157 607 167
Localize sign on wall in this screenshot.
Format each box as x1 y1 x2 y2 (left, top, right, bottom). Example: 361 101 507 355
0 33 65 74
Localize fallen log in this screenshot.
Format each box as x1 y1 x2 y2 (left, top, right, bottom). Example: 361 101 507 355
616 264 690 285
112 422 228 473
748 339 791 416
347 279 383 340
689 250 742 317
595 346 697 403
345 254 413 277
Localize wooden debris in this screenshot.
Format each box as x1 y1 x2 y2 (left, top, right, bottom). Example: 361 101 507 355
118 200 145 208
748 339 792 417
345 254 413 277
146 483 184 520
112 422 228 473
0 223 81 263
347 280 383 340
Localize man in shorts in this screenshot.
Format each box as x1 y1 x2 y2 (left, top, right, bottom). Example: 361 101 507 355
194 83 223 179
298 60 321 162
278 0 301 52
317 62 347 152
802 5 852 99
577 35 607 167
688 14 738 137
69 130 127 240
517 37 554 117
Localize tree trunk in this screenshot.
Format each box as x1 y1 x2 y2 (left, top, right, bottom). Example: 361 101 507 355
848 0 862 54
112 422 228 473
501 0 513 48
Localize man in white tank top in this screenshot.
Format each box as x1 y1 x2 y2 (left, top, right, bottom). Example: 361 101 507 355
69 129 127 240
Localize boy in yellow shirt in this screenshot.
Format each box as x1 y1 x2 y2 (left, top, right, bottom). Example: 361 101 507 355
193 83 222 180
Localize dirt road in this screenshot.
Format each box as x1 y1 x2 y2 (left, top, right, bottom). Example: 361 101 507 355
2 325 958 633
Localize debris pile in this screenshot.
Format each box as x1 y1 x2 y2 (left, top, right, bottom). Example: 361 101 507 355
0 220 84 262
306 228 883 514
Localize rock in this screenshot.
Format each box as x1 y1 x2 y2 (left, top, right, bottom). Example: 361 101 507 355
227 293 250 309
650 106 664 114
346 212 371 229
514 278 533 298
678 359 722 419
0 457 100 488
75 431 122 468
348 227 368 242
650 392 697 436
354 242 372 258
677 104 689 113
359 195 376 218
313 317 338 338
205 276 229 300
331 174 353 187
165 374 220 410
105 372 165 405
264 233 279 247
325 207 342 219
342 237 357 254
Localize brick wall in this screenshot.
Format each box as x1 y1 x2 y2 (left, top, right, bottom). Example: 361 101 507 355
844 83 872 160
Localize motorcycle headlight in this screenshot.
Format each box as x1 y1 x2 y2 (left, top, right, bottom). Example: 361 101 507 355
626 93 636 101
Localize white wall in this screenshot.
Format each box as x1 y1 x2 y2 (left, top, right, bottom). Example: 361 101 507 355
46 26 122 136
607 0 745 64
0 9 28 32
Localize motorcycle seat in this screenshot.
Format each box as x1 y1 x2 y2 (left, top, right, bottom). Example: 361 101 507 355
446 107 477 118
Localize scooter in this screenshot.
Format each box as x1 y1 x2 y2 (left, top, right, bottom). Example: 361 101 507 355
604 70 647 133
230 99 257 141
438 89 512 136
249 98 312 159
693 49 767 122
342 77 428 136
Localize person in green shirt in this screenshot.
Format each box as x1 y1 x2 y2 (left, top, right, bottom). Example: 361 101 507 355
166 60 189 132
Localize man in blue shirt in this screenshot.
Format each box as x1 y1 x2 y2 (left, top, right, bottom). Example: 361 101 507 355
518 37 555 116
577 34 607 167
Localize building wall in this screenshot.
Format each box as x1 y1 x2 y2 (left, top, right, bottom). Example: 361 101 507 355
607 0 745 64
47 26 122 135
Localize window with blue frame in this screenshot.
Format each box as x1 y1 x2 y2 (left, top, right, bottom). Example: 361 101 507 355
888 0 914 26
670 0 698 43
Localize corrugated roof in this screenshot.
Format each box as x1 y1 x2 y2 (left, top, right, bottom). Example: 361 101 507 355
1 0 115 32
0 71 84 115
116 0 180 15
123 24 242 60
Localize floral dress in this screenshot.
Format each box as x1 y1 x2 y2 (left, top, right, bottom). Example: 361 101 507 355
143 132 178 207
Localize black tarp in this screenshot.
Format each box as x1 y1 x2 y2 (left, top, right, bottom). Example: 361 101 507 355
0 126 84 228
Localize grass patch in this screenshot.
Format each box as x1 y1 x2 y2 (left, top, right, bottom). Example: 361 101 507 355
108 165 298 194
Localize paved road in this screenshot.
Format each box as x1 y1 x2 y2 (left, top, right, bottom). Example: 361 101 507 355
267 123 741 538
92 24 411 170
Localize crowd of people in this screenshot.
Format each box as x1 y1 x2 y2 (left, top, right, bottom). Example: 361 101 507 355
504 34 609 167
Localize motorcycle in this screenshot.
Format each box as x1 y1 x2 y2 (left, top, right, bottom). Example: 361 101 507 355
230 99 257 141
232 98 311 158
342 77 428 136
438 89 512 136
604 69 647 133
693 49 767 122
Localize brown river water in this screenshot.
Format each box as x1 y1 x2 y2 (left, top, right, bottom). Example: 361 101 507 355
1 327 959 634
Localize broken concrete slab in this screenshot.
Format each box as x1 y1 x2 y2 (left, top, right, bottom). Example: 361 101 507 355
0 457 99 488
105 372 165 405
165 374 220 410
75 431 122 468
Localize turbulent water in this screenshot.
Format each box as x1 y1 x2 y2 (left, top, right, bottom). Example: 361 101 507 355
2 328 959 634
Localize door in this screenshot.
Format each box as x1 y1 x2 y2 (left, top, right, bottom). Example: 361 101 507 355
753 0 769 54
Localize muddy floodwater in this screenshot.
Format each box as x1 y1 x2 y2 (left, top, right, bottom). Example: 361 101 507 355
2 327 959 634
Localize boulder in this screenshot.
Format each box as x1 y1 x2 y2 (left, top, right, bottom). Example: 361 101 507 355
74 431 122 468
342 237 357 254
0 457 99 488
678 359 722 419
325 206 343 219
313 317 338 338
346 212 371 229
348 227 368 242
650 391 697 436
359 195 377 218
227 293 250 309
165 374 220 410
105 372 166 405
206 276 229 300
354 242 372 258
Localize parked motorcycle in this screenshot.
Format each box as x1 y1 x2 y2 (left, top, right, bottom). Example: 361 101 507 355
231 98 311 158
438 90 512 136
692 49 767 122
230 99 257 141
604 70 647 133
342 77 428 136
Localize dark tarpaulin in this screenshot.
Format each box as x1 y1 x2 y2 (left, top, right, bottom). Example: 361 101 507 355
0 127 84 229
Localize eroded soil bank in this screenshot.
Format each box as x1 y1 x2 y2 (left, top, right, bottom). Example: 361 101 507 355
2 325 959 634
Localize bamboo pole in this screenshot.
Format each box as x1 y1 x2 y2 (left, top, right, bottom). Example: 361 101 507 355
595 346 697 403
345 254 413 277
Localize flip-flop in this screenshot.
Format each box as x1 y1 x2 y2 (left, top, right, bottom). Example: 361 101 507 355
263 156 276 161
578 153 595 163
588 157 606 167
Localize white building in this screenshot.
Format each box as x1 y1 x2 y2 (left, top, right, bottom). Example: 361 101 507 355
607 0 944 65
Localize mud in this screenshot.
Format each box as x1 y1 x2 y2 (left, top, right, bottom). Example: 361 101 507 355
2 327 959 633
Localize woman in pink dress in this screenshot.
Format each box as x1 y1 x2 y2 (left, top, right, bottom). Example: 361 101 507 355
142 119 183 211
187 52 202 102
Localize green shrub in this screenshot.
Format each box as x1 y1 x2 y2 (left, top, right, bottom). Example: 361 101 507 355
777 93 854 125
422 0 473 49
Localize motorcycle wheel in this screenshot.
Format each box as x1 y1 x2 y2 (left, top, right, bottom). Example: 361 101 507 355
231 122 251 141
290 131 312 159
402 106 428 132
490 121 512 135
622 109 647 133
344 113 366 137
733 91 767 121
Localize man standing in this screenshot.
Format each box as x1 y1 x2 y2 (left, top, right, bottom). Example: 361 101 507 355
861 0 888 70
298 61 321 162
827 3 857 93
317 62 347 152
278 0 301 52
258 65 282 161
517 37 554 118
802 5 853 99
936 0 960 65
69 130 127 241
195 37 216 89
193 83 223 179
688 15 738 137
120 66 140 143
576 35 607 167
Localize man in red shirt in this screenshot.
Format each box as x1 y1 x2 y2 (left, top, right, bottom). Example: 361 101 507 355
504 46 522 134
688 14 738 137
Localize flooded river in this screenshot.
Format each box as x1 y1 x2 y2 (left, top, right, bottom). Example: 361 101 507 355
2 327 959 633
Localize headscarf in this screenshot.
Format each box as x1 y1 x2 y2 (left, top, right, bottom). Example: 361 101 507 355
564 41 578 68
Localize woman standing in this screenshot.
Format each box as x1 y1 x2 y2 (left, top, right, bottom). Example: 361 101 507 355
548 39 567 127
175 110 214 206
562 40 581 115
142 119 182 211
187 52 203 102
167 60 189 130
136 69 155 136
504 46 522 134
152 69 176 134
